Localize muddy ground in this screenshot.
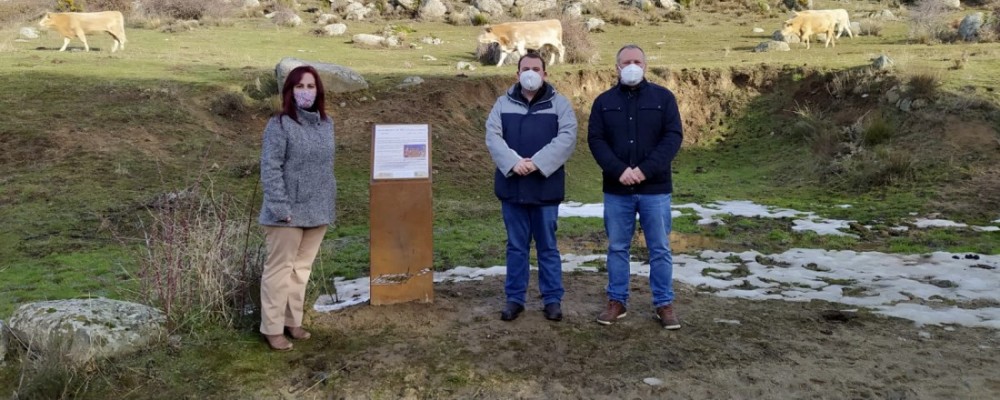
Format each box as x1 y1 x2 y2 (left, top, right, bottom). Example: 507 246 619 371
265 273 1000 399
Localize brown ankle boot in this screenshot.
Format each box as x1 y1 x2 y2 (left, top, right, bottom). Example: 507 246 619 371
264 334 293 351
286 326 312 340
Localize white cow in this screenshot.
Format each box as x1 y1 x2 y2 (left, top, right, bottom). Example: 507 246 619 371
797 9 853 39
477 19 565 67
781 12 839 49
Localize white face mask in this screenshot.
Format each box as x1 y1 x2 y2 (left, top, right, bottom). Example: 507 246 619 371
619 64 644 86
518 70 543 92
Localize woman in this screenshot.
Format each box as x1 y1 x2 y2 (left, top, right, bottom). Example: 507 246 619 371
258 65 336 351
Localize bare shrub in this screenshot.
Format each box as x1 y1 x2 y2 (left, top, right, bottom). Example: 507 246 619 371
132 183 265 331
840 147 916 190
85 0 133 12
560 16 598 64
210 91 249 120
862 114 894 146
908 72 940 98
137 0 239 20
908 0 950 43
12 337 90 400
0 0 51 25
858 19 884 36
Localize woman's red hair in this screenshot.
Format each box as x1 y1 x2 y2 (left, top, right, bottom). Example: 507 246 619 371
278 65 328 123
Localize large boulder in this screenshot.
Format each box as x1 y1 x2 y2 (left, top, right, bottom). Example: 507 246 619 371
475 0 505 16
396 0 419 11
275 57 369 93
6 298 166 364
517 0 557 16
754 41 790 52
872 54 894 70
419 0 448 21
268 10 303 27
322 23 348 36
344 1 372 20
585 17 605 32
958 13 984 42
352 33 387 46
773 30 800 43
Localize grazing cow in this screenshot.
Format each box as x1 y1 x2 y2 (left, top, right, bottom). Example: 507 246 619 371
781 12 838 49
477 19 565 67
797 9 853 38
38 11 127 52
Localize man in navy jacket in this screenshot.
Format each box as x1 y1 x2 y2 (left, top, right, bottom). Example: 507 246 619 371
486 53 578 322
588 45 684 329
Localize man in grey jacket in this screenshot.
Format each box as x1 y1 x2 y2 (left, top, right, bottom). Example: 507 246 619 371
485 52 577 322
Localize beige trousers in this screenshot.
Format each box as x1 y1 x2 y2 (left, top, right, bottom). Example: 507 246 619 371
260 225 327 335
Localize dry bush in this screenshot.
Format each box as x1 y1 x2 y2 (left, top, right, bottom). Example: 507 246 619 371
862 114 895 146
839 147 916 191
907 72 940 98
136 0 239 21
85 0 133 12
858 19 883 36
0 0 51 25
908 0 950 43
132 184 265 331
11 337 91 400
560 16 599 64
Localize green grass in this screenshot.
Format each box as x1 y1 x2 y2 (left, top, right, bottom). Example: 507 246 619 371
1 6 1000 396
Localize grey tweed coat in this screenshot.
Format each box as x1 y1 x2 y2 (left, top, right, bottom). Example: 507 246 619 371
258 109 337 227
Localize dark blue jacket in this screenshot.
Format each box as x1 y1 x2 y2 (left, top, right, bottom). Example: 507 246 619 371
486 82 578 205
588 80 683 195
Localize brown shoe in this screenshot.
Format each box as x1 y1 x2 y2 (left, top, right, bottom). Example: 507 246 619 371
597 300 627 325
656 304 681 330
264 334 293 351
286 326 312 341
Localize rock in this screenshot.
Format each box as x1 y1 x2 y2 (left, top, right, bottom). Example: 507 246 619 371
243 0 261 7
630 0 653 10
322 23 348 36
385 35 400 47
585 18 605 32
6 298 166 364
898 98 912 112
275 57 369 93
268 10 302 27
397 76 424 88
420 36 442 45
869 10 895 21
19 27 39 40
643 377 664 386
475 0 504 16
918 331 932 339
419 0 448 21
422 54 437 61
773 30 800 43
752 27 764 34
456 61 476 70
396 0 418 11
563 2 583 18
754 41 790 52
911 98 928 110
517 0 557 16
872 54 893 70
941 0 960 9
344 2 371 20
850 21 862 36
352 33 386 46
655 0 679 10
958 13 984 42
317 13 338 24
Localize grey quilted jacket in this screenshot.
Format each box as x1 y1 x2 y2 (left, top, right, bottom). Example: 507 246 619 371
258 109 336 227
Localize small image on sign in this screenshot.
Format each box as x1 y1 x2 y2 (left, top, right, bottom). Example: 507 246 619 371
403 144 426 158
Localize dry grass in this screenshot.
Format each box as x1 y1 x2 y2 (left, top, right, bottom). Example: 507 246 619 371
907 0 951 44
132 182 265 332
907 71 941 99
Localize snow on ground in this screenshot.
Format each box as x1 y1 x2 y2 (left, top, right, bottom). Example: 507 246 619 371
315 201 1000 329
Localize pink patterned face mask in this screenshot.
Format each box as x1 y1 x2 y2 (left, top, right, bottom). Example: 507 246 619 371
294 89 316 108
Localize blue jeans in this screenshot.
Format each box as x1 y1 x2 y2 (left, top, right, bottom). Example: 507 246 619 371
603 193 674 307
501 202 563 305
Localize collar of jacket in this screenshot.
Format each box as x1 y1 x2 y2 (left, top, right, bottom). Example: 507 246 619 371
296 107 322 124
506 81 555 107
615 79 650 94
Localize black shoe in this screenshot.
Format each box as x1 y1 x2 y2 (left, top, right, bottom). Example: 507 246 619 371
543 302 563 321
500 302 525 321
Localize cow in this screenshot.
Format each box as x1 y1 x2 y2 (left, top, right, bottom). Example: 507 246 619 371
781 12 838 49
797 9 853 39
477 19 565 67
38 11 127 53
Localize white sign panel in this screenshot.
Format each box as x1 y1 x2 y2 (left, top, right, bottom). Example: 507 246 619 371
372 124 430 180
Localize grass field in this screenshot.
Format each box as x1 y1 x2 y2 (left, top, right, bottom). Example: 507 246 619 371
1 2 999 396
